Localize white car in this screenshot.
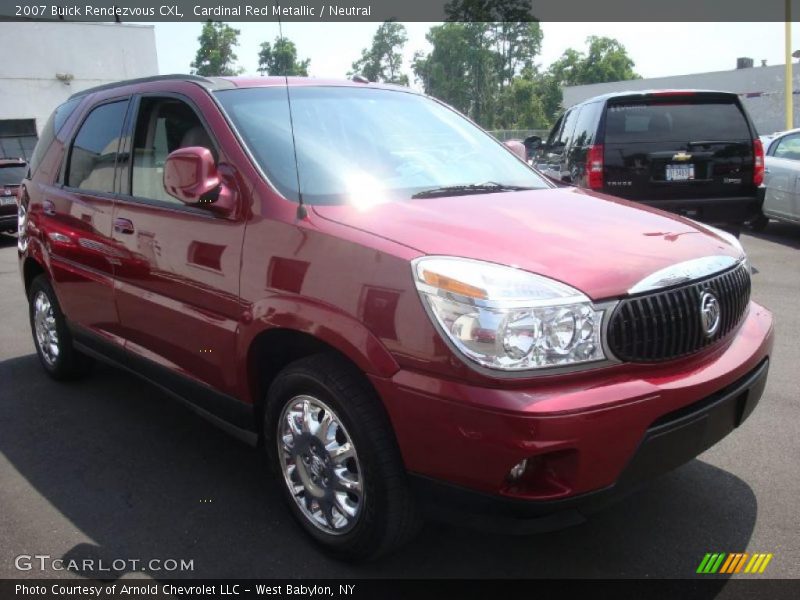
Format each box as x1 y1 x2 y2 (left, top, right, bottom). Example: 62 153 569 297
751 128 800 230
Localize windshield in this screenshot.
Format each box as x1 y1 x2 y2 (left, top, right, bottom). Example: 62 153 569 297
0 165 26 186
215 86 548 205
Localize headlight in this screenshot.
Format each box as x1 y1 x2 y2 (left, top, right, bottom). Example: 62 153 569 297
412 257 609 372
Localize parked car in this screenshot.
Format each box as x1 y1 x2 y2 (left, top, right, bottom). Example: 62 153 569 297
533 90 764 228
18 75 773 559
748 128 800 230
0 158 26 233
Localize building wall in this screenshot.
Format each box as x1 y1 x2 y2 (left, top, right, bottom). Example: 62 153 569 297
562 64 800 136
0 22 158 136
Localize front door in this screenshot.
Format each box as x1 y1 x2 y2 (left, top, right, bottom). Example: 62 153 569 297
111 92 246 400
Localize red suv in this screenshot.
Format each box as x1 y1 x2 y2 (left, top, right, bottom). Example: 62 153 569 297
18 75 773 559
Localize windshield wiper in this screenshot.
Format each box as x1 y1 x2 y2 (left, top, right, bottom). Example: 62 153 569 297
411 182 533 199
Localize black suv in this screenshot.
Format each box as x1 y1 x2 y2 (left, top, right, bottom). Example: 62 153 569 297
529 90 764 227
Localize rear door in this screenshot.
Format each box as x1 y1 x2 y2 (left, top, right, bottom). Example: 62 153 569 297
601 92 757 212
46 97 130 340
565 101 602 186
764 132 800 221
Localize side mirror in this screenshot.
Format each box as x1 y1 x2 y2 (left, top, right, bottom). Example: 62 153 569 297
523 135 542 151
503 140 527 161
163 146 236 215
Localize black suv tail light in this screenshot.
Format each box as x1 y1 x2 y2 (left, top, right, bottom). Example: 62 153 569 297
586 144 604 190
753 138 765 186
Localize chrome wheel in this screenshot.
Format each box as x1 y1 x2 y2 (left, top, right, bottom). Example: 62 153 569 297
278 395 364 535
33 290 59 366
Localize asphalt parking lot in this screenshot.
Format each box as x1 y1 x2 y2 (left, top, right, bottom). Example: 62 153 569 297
0 225 798 581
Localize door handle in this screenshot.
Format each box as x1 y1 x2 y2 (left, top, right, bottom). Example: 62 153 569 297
113 217 134 235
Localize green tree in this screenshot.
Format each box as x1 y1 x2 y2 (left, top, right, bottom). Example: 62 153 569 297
413 1 543 128
541 36 639 122
549 36 639 86
495 70 549 129
444 1 542 90
490 21 543 89
412 23 473 117
190 21 243 77
349 21 409 85
413 22 499 125
531 72 563 125
257 36 310 76
412 17 543 129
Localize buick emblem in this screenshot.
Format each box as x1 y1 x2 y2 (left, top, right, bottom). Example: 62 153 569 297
700 291 721 337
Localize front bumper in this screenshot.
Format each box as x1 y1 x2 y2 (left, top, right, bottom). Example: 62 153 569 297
370 301 773 530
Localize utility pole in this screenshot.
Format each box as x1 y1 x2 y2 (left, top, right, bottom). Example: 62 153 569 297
786 0 793 130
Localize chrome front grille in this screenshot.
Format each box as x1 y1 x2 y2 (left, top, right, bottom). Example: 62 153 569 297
607 262 751 362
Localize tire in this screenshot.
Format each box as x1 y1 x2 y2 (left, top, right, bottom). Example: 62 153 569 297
28 275 94 380
264 354 421 560
747 214 769 232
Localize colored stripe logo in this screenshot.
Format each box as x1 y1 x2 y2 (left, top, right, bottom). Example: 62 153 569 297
696 553 773 574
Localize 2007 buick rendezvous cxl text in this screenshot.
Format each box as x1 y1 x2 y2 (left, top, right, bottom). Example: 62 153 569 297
17 75 773 559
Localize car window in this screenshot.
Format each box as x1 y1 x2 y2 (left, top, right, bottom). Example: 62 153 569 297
545 114 564 148
0 164 27 186
215 86 548 205
66 100 129 192
772 133 800 160
556 107 580 149
604 99 751 143
29 97 82 176
571 102 601 148
130 97 217 204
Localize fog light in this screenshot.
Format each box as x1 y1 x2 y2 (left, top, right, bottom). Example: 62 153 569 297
508 458 528 481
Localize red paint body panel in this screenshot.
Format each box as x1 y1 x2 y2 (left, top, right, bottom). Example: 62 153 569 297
372 303 772 497
18 76 775 508
313 186 742 300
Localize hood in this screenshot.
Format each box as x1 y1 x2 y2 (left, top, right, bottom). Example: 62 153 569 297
312 186 743 300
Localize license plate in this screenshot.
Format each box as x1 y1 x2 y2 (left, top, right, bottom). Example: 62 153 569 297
666 164 695 181
0 197 15 206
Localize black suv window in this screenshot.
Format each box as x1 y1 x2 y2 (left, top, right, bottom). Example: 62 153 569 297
129 97 217 204
555 108 580 149
604 99 751 143
67 100 129 193
545 114 564 148
571 102 601 148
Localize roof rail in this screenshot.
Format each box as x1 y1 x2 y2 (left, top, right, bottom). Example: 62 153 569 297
68 74 216 100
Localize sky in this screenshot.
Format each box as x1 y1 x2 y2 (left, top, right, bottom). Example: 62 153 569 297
146 22 800 86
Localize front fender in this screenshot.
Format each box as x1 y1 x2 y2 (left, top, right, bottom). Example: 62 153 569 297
236 294 401 403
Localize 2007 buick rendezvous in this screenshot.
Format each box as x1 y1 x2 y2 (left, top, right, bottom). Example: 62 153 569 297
18 75 773 559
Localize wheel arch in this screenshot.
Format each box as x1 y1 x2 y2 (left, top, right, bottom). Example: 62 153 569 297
22 256 47 298
241 299 401 435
